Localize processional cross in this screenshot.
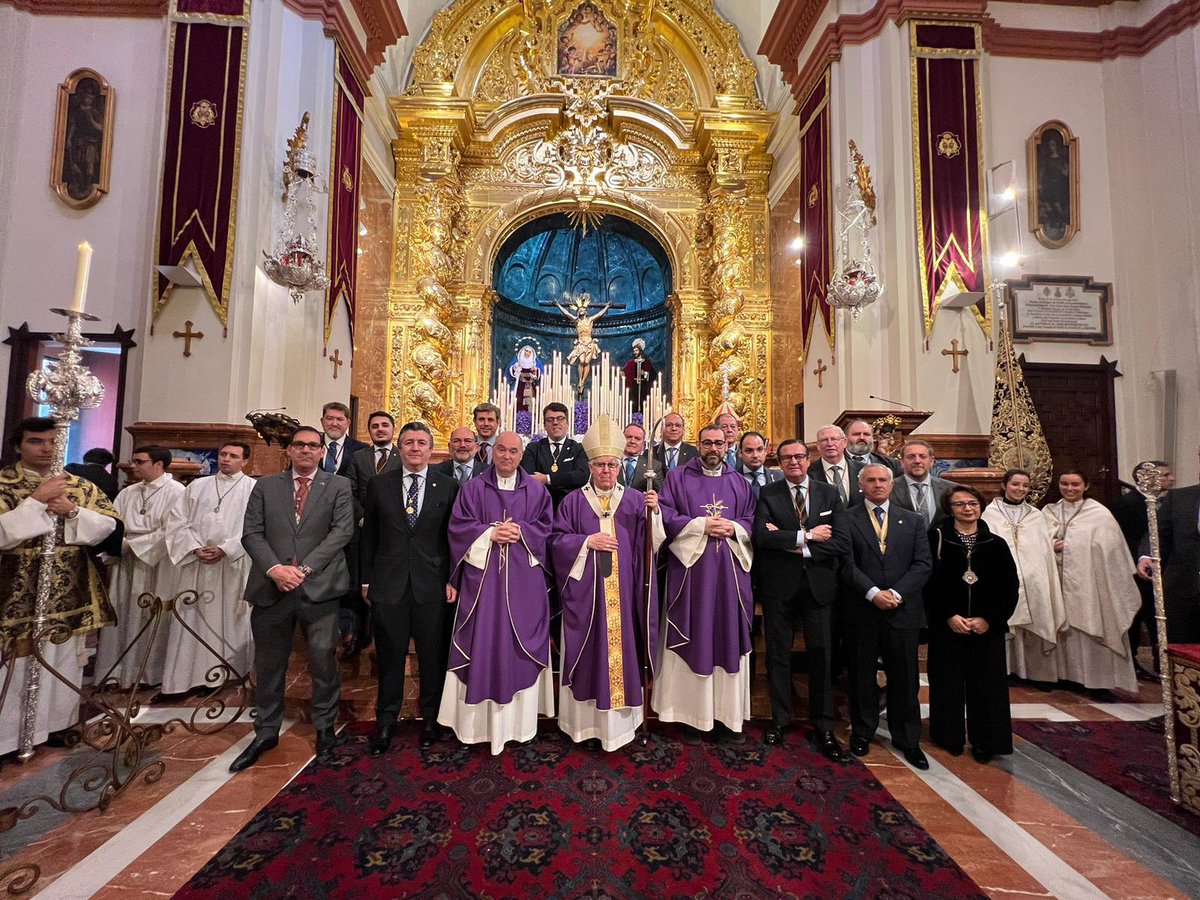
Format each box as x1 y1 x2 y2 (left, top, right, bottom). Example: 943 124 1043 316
172 320 204 357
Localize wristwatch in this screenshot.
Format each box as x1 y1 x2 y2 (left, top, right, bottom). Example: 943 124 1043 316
64 506 79 520
299 564 314 578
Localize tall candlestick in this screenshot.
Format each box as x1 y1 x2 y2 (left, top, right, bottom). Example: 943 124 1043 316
71 241 93 314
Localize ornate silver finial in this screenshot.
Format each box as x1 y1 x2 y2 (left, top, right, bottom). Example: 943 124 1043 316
1134 460 1166 499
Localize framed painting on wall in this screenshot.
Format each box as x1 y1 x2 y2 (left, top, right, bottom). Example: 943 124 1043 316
1027 120 1079 249
50 68 116 210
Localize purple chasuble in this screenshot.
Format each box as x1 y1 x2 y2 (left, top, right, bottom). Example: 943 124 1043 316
447 467 553 705
549 487 659 710
658 458 755 675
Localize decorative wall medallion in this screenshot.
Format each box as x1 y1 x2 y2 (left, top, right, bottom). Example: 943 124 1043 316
189 99 217 128
936 132 961 158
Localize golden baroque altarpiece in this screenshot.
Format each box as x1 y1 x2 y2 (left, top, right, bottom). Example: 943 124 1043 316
351 0 787 440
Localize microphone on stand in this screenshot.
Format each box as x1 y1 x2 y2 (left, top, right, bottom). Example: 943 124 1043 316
868 394 916 411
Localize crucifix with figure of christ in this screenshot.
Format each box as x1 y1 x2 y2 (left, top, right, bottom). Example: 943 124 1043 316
542 291 623 395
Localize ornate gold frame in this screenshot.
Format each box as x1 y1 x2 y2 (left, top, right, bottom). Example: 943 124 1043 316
1027 119 1080 250
354 0 782 441
50 68 115 210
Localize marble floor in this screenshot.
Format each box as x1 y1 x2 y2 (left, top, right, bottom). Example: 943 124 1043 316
2 646 1197 899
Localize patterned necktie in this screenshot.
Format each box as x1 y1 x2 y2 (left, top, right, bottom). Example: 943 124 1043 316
551 442 561 463
914 482 928 518
625 457 635 484
794 483 807 526
375 447 388 474
457 464 469 484
405 474 420 527
831 464 847 504
668 447 678 470
477 442 490 465
294 476 311 522
324 441 339 473
874 505 886 526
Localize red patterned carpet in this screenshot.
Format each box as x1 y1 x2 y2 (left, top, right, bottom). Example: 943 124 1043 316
1014 716 1200 839
176 721 985 899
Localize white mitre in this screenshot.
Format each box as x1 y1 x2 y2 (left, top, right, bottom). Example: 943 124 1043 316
582 415 622 460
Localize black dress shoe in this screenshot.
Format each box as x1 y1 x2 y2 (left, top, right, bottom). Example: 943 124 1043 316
809 730 848 763
936 743 964 757
971 748 994 764
764 724 785 746
849 736 871 757
369 723 395 757
902 747 930 770
315 728 338 756
229 735 278 772
420 721 444 749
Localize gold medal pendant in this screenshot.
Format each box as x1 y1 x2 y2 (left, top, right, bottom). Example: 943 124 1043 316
962 569 978 585
550 463 559 473
406 506 415 515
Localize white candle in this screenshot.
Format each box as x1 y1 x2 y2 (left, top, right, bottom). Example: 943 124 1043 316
71 241 93 313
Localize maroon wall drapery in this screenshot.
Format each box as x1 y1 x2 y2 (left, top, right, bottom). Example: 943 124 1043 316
151 0 249 329
325 47 365 346
798 71 833 364
911 22 990 340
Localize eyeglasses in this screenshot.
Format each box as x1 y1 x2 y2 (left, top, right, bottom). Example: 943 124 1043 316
698 440 726 449
591 462 620 470
949 500 981 508
290 441 323 450
130 458 152 465
778 453 807 463
544 415 567 423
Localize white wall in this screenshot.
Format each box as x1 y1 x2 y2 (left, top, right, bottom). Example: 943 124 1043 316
0 8 168 453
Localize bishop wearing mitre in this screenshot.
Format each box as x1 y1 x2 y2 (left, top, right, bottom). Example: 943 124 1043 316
550 415 664 751
653 422 756 733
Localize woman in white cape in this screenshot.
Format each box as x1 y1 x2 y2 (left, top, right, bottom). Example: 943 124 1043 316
982 470 1067 684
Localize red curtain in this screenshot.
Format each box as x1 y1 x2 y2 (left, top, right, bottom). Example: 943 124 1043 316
798 71 833 363
325 48 365 346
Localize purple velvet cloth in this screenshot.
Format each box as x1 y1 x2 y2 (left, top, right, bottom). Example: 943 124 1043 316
549 488 658 710
447 467 553 705
658 458 755 675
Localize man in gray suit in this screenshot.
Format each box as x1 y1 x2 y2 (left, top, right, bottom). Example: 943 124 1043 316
434 426 486 483
735 430 783 498
889 439 959 529
231 425 354 772
617 422 663 490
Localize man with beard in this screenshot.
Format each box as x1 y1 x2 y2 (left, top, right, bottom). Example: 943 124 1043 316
845 419 903 477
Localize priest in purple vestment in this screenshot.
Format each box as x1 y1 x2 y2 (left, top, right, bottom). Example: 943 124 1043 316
550 416 665 751
653 423 756 733
438 430 555 753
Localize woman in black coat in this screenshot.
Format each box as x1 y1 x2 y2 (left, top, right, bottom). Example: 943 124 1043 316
927 485 1020 763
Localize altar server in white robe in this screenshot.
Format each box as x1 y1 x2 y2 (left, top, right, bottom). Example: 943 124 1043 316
1042 470 1141 695
981 469 1068 682
0 417 120 755
96 446 186 688
161 442 256 694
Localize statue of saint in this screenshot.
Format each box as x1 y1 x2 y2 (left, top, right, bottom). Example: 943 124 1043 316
623 339 656 413
554 292 610 394
508 344 543 414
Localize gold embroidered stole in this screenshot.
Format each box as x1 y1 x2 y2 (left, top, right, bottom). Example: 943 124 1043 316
597 493 625 708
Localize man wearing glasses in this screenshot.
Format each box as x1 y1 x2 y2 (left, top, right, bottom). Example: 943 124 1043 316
232 426 354 772
521 402 589 509
653 424 756 736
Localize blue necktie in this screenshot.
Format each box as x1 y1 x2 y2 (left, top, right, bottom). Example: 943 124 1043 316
668 447 678 470
625 457 635 484
874 505 885 526
323 441 338 473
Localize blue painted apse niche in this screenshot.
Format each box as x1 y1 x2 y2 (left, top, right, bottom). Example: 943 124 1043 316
490 214 672 398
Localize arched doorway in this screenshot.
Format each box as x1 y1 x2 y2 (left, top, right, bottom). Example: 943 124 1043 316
490 214 672 408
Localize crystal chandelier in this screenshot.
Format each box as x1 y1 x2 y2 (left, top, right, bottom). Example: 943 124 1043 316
827 140 883 319
263 112 330 302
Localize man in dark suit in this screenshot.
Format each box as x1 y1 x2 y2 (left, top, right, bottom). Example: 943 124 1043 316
617 422 663 490
232 425 354 772
753 438 849 759
433 426 486 483
652 411 698 474
736 431 784 498
841 463 933 770
889 439 958 529
473 402 501 467
809 424 866 507
342 411 402 656
521 402 589 508
1138 460 1200 643
362 422 460 753
319 401 370 476
65 447 119 500
846 419 903 476
716 411 742 469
